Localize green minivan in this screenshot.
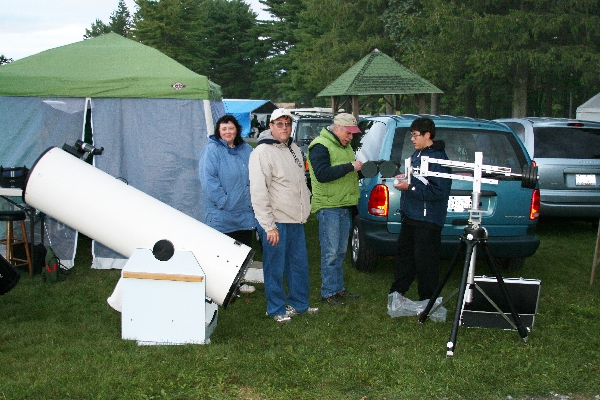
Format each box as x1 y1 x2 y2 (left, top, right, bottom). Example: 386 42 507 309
352 114 540 272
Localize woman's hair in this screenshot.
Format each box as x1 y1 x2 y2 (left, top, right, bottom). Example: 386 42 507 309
214 114 244 146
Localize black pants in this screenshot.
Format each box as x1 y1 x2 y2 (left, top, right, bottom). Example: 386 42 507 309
389 218 442 301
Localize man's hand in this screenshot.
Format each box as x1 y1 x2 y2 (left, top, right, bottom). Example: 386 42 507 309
393 174 409 191
353 160 363 172
266 228 279 246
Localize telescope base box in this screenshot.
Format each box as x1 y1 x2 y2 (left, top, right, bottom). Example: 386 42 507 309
121 249 217 345
461 276 541 331
135 301 219 346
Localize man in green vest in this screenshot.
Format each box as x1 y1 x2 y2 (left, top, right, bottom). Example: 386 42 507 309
308 113 363 306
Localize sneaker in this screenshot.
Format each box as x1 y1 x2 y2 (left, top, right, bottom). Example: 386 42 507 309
239 284 256 294
321 293 345 306
273 314 291 324
337 290 359 300
266 311 292 323
286 304 319 317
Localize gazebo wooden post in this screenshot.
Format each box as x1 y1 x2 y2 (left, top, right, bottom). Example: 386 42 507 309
385 94 394 114
431 93 439 115
417 93 426 114
331 96 339 114
352 95 359 120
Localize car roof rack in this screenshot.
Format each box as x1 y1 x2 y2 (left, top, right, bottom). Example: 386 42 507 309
289 107 339 117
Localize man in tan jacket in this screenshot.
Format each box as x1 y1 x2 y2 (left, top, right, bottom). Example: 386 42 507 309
249 108 317 323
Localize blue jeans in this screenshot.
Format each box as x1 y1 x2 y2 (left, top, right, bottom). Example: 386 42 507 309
317 208 351 298
256 222 310 316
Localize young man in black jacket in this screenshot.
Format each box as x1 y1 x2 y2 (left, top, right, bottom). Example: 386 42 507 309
389 117 452 301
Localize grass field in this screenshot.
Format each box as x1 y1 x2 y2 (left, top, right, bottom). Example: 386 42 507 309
1 216 599 399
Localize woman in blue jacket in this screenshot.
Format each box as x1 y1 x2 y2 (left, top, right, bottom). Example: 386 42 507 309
199 115 255 247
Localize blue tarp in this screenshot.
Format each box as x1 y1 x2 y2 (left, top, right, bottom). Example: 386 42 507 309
223 99 277 137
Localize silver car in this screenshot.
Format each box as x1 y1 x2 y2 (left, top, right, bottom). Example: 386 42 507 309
495 117 600 218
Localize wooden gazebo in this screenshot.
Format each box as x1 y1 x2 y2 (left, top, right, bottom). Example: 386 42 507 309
317 49 443 119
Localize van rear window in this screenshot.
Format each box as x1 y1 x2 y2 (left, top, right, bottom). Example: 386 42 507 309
392 128 527 175
533 127 600 159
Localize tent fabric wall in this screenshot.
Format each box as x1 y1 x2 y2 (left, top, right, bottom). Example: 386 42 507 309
0 97 87 268
0 97 86 167
210 101 225 133
0 34 225 269
576 92 600 122
90 98 210 269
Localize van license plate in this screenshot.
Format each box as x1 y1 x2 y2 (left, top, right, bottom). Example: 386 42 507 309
448 196 472 212
576 174 596 186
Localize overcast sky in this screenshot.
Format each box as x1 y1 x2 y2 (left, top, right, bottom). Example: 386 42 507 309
0 0 271 61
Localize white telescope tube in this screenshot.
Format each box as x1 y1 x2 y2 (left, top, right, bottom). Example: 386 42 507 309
24 147 253 307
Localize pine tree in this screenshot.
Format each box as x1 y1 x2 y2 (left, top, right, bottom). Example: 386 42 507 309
84 0 133 39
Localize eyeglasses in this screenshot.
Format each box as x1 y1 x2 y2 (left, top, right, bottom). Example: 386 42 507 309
410 133 422 139
273 121 292 128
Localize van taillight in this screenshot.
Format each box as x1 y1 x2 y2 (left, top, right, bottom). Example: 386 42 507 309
368 184 389 217
530 189 540 220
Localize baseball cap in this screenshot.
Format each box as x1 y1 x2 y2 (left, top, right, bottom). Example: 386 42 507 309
334 113 361 133
270 108 293 121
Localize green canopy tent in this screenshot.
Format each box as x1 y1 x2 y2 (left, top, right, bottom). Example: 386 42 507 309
0 33 225 269
0 32 222 100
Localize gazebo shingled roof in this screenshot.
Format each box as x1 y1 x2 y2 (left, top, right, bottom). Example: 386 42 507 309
317 49 442 118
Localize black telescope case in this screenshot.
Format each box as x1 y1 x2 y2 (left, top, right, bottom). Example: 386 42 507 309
0 253 21 295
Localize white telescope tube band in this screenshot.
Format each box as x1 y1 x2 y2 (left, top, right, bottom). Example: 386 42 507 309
23 147 253 307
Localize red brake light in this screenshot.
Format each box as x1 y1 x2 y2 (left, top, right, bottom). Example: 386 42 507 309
567 122 584 127
368 184 389 217
530 189 540 220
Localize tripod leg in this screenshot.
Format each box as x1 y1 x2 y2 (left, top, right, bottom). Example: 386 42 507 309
419 238 465 323
481 241 529 342
447 239 476 357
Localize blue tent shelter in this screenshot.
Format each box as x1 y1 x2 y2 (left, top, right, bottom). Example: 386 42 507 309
223 99 278 137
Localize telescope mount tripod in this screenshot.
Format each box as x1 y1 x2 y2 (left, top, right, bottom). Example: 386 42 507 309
363 151 538 356
418 210 529 356
404 152 535 356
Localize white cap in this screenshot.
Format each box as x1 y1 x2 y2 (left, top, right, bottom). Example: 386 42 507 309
270 108 293 121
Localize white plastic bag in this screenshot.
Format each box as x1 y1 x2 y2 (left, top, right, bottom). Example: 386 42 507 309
387 292 447 322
